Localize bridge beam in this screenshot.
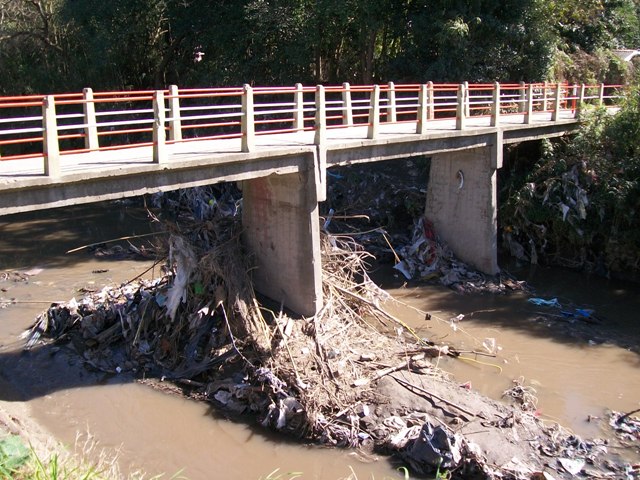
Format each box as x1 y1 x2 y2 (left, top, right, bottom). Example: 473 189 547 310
242 168 322 317
425 137 502 275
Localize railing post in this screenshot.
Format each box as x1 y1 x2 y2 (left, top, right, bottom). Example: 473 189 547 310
518 81 526 113
464 81 470 117
293 83 305 131
314 85 326 145
525 83 534 124
82 88 99 151
387 81 397 123
242 84 255 152
598 83 605 106
42 95 60 177
427 81 435 120
367 85 380 139
341 82 353 126
417 84 428 134
551 83 562 121
542 81 549 112
576 83 586 119
168 85 182 142
152 90 167 163
490 82 501 127
456 83 466 130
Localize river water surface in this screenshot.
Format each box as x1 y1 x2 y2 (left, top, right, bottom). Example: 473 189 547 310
1 202 639 478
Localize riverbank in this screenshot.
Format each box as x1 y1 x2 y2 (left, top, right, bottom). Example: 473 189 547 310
1 192 639 479
14 219 639 479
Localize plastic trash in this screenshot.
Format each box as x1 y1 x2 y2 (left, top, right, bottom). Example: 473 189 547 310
527 297 561 308
404 421 462 470
394 260 412 280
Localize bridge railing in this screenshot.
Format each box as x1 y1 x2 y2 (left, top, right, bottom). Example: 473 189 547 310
0 82 626 176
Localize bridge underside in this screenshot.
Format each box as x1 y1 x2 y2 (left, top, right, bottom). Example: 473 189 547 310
0 120 580 316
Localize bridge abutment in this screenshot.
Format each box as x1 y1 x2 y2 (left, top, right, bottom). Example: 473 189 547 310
242 169 323 317
425 142 502 275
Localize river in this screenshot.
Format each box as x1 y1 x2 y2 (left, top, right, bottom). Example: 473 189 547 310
1 202 639 478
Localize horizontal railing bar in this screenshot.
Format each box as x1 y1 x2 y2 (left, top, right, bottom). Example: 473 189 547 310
178 104 242 113
0 116 43 124
0 126 43 135
95 108 154 117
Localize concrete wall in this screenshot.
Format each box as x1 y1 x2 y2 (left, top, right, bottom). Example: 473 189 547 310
425 146 499 274
242 169 323 316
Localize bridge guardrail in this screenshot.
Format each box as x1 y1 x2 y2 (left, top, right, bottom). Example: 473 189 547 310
0 82 626 176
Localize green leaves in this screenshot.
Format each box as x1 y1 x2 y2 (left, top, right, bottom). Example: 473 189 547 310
0 435 30 478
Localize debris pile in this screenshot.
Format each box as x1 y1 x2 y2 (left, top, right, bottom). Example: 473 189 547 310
20 181 638 479
393 218 528 294
324 162 529 295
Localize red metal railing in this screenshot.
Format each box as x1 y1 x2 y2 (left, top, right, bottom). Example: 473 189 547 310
0 82 627 174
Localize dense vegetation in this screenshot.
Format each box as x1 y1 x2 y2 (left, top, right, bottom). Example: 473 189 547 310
500 88 640 277
0 0 639 94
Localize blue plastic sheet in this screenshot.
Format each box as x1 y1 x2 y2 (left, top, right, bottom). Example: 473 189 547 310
527 297 561 308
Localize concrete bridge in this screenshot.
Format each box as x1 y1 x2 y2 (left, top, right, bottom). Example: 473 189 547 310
0 82 624 315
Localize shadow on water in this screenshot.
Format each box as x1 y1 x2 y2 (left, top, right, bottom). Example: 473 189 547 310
0 342 132 402
371 261 640 363
0 200 161 270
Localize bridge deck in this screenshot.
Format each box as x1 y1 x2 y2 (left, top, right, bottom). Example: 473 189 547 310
0 110 574 184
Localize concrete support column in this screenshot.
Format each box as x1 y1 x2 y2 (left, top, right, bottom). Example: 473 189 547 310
43 95 61 177
152 91 167 164
83 88 99 150
552 83 562 121
490 82 500 127
242 84 255 152
387 81 397 123
427 81 435 120
417 84 428 134
168 85 182 142
293 83 305 131
576 84 586 119
598 83 605 106
424 144 500 274
342 82 353 126
242 169 323 316
315 85 326 145
367 85 380 139
518 81 526 113
456 83 466 130
525 83 534 124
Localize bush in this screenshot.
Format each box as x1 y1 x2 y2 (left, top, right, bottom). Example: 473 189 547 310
500 85 640 276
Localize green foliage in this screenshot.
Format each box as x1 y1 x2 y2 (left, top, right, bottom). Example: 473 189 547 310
0 435 31 478
500 86 640 275
0 1 639 92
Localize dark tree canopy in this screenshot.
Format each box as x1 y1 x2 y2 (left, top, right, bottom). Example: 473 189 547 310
0 0 638 94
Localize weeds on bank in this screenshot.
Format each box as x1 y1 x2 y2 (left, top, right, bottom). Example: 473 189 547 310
0 434 186 480
1 434 104 480
0 435 30 478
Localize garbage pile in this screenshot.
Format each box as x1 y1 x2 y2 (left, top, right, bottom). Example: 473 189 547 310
393 218 528 294
24 209 462 460
21 182 638 479
324 161 528 295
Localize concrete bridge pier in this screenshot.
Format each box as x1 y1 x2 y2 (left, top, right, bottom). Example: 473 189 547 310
425 134 503 275
242 168 323 317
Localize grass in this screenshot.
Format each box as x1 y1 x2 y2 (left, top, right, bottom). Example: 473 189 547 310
0 434 187 480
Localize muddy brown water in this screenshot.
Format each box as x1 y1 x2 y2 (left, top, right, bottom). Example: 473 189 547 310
1 203 639 478
0 204 400 479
